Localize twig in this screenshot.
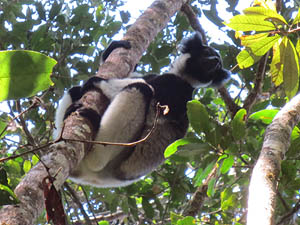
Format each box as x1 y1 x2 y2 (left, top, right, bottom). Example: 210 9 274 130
181 4 207 44
0 142 53 163
183 163 218 217
0 98 40 138
16 100 36 146
64 103 166 147
243 52 269 113
64 183 93 225
0 103 166 163
180 2 239 117
276 200 300 225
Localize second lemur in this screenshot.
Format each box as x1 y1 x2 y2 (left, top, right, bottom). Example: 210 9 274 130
54 32 230 187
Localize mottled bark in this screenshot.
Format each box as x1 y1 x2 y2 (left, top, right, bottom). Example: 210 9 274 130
247 93 300 225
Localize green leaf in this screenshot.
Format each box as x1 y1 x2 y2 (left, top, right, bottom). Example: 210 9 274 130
240 33 269 47
221 188 237 210
296 39 300 58
270 39 284 86
243 7 287 25
236 49 261 69
237 34 279 69
49 1 62 20
0 120 6 138
98 221 109 225
0 50 56 101
23 160 31 173
207 177 216 197
177 216 195 225
194 162 215 187
164 138 201 158
232 109 247 141
6 160 21 174
0 169 19 205
142 198 154 219
0 184 19 205
187 100 210 135
225 15 276 32
31 155 39 166
220 155 235 174
248 34 280 56
249 109 279 124
281 37 299 99
171 212 184 225
292 8 300 25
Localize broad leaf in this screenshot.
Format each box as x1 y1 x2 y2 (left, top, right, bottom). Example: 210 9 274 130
296 39 300 58
225 15 276 32
23 160 31 173
292 8 300 25
240 33 269 47
0 50 56 101
164 138 201 158
247 34 280 56
221 188 237 211
243 7 287 25
232 109 247 141
187 100 210 135
220 155 235 174
282 37 299 98
270 38 284 86
249 109 279 124
236 49 261 69
194 162 215 187
207 177 216 197
237 35 280 68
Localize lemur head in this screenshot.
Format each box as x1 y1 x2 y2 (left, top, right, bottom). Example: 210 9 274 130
170 32 230 88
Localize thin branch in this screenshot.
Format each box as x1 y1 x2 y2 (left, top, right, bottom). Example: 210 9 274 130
0 103 164 163
64 103 165 147
277 199 300 225
180 2 239 117
218 86 241 116
0 98 40 138
183 163 218 217
16 100 36 146
181 3 207 44
81 187 98 223
64 183 93 225
243 52 269 113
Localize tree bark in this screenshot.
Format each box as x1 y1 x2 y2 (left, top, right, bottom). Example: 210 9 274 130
247 93 300 225
0 0 187 224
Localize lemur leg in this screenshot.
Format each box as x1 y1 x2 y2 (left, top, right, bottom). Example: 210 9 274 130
114 100 188 180
78 82 154 172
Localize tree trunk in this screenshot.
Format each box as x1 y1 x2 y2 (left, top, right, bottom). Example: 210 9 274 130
0 0 186 224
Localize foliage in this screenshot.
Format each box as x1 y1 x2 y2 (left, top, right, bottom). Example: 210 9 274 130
225 0 300 98
1 0 300 224
0 50 56 101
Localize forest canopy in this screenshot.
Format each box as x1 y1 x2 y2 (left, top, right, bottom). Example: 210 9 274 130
1 0 300 225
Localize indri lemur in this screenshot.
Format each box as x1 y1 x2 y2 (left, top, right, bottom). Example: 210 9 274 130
54 32 230 187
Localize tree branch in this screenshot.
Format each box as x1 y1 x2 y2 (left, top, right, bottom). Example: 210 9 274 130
247 93 300 225
0 0 187 224
243 52 269 113
183 163 218 217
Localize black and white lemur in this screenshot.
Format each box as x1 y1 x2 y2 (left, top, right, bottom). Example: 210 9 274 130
54 32 230 187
